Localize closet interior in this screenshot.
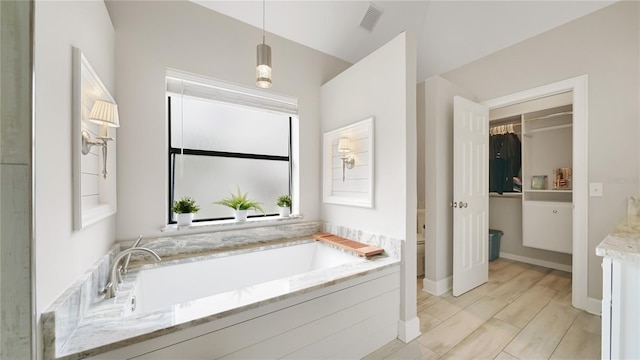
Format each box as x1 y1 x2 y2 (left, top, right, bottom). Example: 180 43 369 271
489 92 573 265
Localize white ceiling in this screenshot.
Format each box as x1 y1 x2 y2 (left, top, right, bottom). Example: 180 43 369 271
193 1 616 81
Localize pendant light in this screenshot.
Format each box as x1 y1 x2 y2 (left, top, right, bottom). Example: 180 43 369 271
256 0 272 88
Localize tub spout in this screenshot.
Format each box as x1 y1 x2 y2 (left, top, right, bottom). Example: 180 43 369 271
104 247 161 299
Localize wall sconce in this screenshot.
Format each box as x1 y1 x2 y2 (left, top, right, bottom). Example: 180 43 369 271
338 138 355 182
81 100 120 179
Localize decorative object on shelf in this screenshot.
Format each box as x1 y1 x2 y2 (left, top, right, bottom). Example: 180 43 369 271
276 194 292 217
171 196 200 226
214 187 264 221
337 138 356 182
552 167 572 190
322 117 374 208
256 0 272 88
531 175 548 190
81 100 120 179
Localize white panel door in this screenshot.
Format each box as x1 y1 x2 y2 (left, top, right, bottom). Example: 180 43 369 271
453 96 489 297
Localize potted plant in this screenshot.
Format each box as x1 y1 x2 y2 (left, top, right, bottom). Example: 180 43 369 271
214 187 264 221
276 195 292 217
172 196 200 226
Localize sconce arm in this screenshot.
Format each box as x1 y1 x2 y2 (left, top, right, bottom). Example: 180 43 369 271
81 130 114 179
340 155 355 182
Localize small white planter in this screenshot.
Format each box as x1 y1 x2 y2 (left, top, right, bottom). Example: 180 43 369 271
176 212 194 226
234 209 248 221
278 207 290 217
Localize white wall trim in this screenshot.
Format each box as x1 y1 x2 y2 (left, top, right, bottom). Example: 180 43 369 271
482 74 589 312
586 297 602 316
499 252 572 273
397 317 421 343
422 276 452 296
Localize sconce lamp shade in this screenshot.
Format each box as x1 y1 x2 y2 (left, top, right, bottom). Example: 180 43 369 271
256 43 272 88
88 100 120 128
338 138 351 153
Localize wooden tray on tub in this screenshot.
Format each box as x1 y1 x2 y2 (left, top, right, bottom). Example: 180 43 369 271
312 233 384 258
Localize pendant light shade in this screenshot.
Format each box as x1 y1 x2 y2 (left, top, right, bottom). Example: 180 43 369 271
256 43 272 88
256 0 272 88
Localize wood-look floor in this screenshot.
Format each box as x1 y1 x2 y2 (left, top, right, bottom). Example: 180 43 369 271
364 258 601 360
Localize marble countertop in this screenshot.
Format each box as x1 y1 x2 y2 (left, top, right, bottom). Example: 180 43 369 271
53 238 400 359
596 215 640 262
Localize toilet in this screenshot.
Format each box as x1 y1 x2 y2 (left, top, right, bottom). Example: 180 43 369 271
417 209 425 277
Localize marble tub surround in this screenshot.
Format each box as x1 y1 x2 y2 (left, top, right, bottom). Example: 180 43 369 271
596 215 640 262
322 222 402 259
161 213 304 233
42 222 399 359
628 196 640 216
42 246 117 360
125 221 321 265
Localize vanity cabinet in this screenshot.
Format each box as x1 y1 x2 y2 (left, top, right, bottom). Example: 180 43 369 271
601 257 640 359
522 201 572 253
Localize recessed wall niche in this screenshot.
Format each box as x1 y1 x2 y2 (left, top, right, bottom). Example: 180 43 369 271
72 47 117 230
322 117 374 208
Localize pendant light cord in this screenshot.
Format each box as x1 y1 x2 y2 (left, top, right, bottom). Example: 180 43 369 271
262 0 266 44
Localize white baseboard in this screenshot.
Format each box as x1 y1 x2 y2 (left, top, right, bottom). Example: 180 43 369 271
499 252 572 273
397 317 421 343
586 297 602 315
422 276 452 296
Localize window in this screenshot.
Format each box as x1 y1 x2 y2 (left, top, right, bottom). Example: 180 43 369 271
166 73 296 223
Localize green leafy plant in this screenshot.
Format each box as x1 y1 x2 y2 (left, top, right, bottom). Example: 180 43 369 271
171 196 200 214
214 187 264 213
276 194 292 208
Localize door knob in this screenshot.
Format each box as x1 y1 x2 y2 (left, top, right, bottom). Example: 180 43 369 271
450 202 458 208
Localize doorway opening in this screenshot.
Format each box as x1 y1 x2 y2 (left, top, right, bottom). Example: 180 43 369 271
487 91 573 271
481 75 589 312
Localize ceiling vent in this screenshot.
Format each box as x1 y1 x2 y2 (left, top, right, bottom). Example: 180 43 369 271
359 3 383 32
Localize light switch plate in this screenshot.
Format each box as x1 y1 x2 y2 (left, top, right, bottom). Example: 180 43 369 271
590 182 603 197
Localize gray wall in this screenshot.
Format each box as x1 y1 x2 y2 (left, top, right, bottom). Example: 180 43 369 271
441 1 639 299
34 0 116 337
321 32 419 340
106 1 351 240
0 1 33 358
416 83 425 210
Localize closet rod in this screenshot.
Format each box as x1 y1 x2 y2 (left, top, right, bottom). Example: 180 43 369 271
526 111 573 122
490 122 521 128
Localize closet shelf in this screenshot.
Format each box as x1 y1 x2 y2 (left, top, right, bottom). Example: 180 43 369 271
525 123 572 136
524 189 573 193
489 192 522 198
525 111 573 122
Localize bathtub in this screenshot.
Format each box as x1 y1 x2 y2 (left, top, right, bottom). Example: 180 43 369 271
125 241 364 317
46 237 401 359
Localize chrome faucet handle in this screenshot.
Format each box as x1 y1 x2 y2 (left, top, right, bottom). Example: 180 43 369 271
116 265 123 284
122 235 143 275
101 281 116 298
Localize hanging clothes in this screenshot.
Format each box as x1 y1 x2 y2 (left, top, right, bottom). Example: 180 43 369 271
489 130 521 194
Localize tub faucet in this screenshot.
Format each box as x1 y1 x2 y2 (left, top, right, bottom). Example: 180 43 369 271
104 247 161 299
121 235 143 275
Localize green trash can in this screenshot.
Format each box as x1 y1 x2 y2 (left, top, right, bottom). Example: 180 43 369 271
489 229 503 261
